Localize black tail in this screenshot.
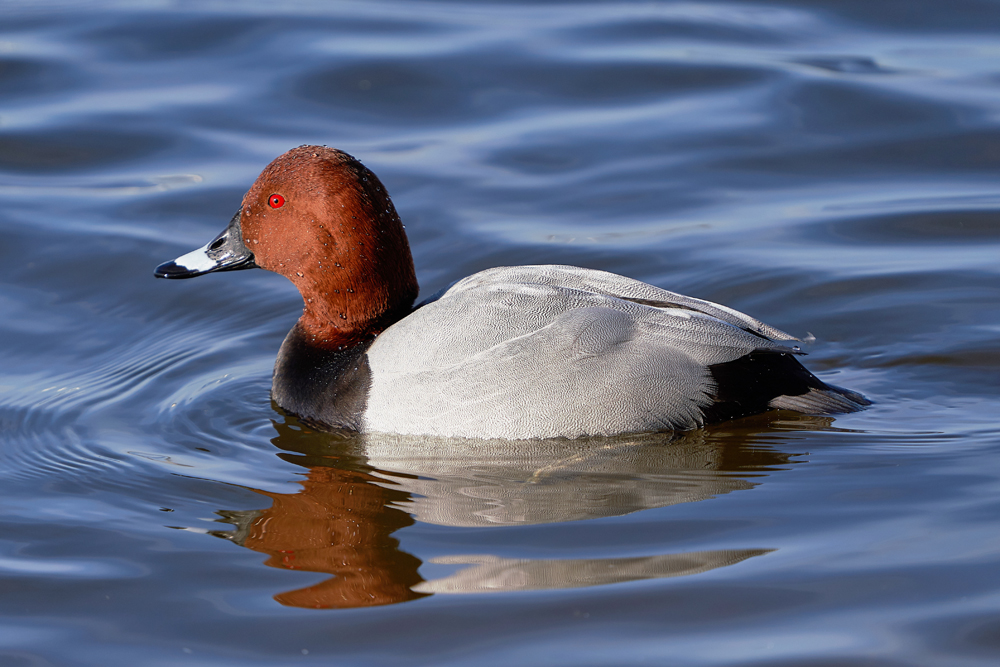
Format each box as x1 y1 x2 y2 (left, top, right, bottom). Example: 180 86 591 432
702 350 870 424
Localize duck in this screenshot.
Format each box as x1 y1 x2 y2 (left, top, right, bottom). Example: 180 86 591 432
155 145 869 439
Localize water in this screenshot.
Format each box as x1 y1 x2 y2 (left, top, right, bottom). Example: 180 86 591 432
2 1 1000 664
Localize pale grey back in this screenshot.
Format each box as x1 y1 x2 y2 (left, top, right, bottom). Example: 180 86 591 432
362 266 797 439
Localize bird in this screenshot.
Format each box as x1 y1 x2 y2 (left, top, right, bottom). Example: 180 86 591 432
155 145 869 439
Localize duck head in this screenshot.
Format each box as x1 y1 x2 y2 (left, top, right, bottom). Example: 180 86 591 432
155 146 419 349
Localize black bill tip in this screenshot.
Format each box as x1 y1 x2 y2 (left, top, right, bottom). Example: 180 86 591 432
154 260 199 279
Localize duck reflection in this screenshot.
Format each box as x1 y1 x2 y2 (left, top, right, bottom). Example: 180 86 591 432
415 550 772 594
212 414 828 608
214 463 426 609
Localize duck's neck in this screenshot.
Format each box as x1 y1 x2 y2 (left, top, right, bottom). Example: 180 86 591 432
296 274 416 350
294 190 419 350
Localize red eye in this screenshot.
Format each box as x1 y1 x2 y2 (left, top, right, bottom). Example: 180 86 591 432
268 194 285 208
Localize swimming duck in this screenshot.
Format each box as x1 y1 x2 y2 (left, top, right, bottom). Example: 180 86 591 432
155 146 869 439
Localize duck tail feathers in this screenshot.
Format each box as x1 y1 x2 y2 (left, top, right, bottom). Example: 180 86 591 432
768 384 871 415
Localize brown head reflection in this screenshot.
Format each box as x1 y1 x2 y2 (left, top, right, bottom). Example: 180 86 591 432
216 451 428 609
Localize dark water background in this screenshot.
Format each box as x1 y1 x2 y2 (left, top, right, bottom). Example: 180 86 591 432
2 1 1000 664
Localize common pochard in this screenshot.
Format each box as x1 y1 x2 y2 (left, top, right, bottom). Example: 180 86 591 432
155 146 869 439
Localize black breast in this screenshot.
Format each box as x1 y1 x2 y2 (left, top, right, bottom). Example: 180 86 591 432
270 324 373 431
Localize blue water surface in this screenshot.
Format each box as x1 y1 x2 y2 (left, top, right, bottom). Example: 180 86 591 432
2 1 1000 665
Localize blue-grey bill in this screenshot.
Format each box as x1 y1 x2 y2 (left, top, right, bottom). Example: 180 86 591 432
154 209 257 279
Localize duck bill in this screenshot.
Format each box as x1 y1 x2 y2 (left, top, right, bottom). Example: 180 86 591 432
154 209 257 279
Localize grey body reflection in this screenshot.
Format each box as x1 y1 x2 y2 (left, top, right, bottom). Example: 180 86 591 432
209 415 828 607
363 432 764 527
414 550 772 594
